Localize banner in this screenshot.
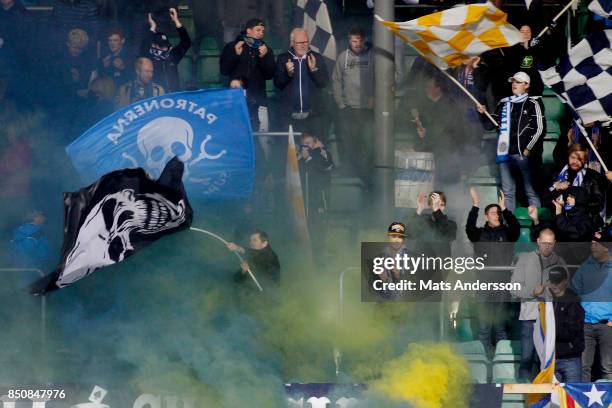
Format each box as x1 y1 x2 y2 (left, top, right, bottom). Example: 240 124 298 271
66 89 255 200
29 158 193 294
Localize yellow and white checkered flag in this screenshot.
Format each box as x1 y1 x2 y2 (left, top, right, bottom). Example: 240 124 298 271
376 3 522 69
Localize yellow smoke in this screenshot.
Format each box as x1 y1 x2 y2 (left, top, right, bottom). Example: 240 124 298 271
371 343 471 408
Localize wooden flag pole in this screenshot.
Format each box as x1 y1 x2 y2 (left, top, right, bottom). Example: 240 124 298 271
439 69 499 128
536 0 578 39
190 227 264 292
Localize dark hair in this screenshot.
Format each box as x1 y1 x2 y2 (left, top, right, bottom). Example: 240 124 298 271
428 191 446 206
348 26 365 38
568 143 588 157
107 26 125 39
251 229 269 242
484 203 502 214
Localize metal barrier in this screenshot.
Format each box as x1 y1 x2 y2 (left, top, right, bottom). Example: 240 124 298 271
0 268 46 347
335 262 583 376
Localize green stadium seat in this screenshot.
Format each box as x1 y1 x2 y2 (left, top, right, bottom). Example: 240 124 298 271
514 207 531 227
537 207 553 221
501 402 525 408
517 228 532 243
503 393 524 402
200 37 221 56
542 97 565 121
469 361 489 384
177 55 194 88
546 120 561 136
266 79 277 99
456 340 487 356
493 340 521 362
492 362 519 383
328 177 364 214
542 140 556 164
196 55 221 87
543 86 556 97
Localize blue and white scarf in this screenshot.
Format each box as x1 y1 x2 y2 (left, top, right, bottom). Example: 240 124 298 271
556 164 587 186
496 93 529 163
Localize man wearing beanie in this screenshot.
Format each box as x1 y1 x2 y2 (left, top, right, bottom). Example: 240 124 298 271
140 7 191 92
220 18 275 135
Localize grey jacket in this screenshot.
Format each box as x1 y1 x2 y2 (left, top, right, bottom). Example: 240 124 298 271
331 46 374 109
510 250 566 320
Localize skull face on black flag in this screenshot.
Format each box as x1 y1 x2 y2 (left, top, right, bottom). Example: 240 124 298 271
30 157 193 295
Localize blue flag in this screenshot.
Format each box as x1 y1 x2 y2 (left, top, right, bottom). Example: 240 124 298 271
563 382 612 407
66 89 255 199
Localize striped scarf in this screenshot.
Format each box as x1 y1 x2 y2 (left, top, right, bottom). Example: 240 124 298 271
556 164 586 186
497 93 529 163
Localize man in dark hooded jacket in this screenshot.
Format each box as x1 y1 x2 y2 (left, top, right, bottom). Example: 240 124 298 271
140 7 191 92
553 186 598 242
220 18 275 131
227 229 280 285
466 187 520 353
546 143 605 222
548 266 585 383
274 28 329 138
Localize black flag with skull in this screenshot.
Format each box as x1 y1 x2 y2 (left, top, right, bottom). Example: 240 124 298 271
30 157 193 295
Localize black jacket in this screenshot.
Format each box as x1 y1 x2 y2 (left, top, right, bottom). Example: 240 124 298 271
553 288 585 359
141 26 191 92
466 206 520 271
274 49 328 116
546 167 605 220
507 43 545 97
220 36 275 107
299 146 334 211
466 206 521 244
485 96 546 156
234 245 280 284
554 186 598 242
407 210 456 254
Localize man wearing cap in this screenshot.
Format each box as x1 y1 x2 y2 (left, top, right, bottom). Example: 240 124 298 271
571 240 612 381
477 71 545 212
548 265 585 383
379 222 410 286
141 7 191 92
220 18 275 135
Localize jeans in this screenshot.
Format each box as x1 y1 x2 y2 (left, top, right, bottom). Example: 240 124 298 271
477 302 508 354
556 357 583 383
336 107 373 181
499 154 541 212
519 320 537 380
582 323 612 381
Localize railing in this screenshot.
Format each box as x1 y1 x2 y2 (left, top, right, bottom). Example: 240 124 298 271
335 262 583 376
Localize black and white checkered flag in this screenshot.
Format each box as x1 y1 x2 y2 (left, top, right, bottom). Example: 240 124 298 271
294 0 337 68
539 30 612 124
589 0 611 18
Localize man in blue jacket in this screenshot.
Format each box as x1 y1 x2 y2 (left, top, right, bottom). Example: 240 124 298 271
274 28 329 139
571 239 612 381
